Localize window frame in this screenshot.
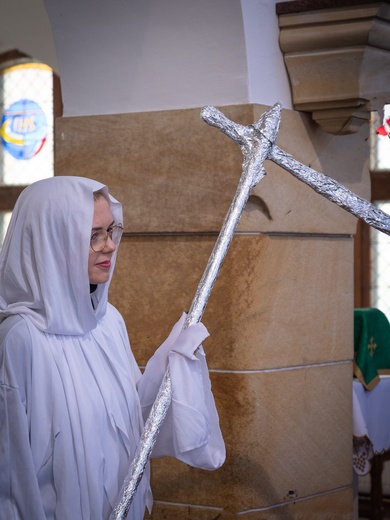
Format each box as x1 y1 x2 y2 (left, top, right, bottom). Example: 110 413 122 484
354 105 390 308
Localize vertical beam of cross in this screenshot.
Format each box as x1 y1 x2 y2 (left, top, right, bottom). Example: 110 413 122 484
111 103 282 519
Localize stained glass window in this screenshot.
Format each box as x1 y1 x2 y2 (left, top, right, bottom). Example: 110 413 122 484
369 105 390 315
0 58 54 248
0 61 54 185
370 105 390 173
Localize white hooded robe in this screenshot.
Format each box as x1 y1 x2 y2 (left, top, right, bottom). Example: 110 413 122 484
0 176 225 519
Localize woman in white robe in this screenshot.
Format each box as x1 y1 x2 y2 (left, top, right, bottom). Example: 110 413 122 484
0 176 225 519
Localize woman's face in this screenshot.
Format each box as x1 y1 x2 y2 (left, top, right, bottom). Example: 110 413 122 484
88 196 116 285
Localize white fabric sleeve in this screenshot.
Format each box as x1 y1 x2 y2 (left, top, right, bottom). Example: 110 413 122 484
137 313 226 470
0 383 47 519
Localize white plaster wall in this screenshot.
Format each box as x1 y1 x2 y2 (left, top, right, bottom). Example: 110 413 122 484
0 0 293 116
241 0 292 109
43 0 249 116
0 0 59 73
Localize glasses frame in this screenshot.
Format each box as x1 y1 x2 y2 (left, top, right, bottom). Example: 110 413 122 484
90 224 123 253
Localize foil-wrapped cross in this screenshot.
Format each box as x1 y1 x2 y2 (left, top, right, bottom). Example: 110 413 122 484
111 103 390 519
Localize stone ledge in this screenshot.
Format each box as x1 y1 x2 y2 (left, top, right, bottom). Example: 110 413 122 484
277 1 390 134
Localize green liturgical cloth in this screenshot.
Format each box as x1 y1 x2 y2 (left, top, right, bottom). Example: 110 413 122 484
354 308 390 390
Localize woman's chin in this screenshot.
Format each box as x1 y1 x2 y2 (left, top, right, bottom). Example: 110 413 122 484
89 270 110 285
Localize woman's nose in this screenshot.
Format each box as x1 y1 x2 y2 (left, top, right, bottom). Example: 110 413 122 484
104 235 116 252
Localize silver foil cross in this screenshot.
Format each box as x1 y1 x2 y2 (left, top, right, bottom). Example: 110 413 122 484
111 102 389 519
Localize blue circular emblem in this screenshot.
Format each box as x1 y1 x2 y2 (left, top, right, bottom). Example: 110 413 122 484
1 99 49 160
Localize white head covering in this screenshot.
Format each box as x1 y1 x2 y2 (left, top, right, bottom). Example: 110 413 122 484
0 176 123 335
0 177 143 518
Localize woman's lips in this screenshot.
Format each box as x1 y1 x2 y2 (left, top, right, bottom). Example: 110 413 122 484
97 260 111 269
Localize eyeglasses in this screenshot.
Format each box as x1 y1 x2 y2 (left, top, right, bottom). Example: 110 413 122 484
90 224 123 252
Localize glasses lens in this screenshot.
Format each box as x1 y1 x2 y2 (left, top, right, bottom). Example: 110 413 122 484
90 229 107 252
111 225 123 245
90 225 123 252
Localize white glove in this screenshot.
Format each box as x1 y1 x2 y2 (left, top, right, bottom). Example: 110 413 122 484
137 312 209 409
137 312 225 470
